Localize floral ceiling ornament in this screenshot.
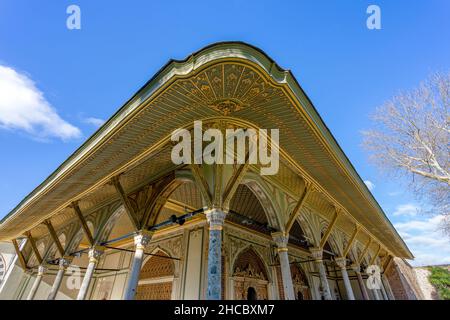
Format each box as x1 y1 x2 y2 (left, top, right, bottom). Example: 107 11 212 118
208 99 248 116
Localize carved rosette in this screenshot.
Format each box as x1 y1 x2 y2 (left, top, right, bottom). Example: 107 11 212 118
208 99 247 116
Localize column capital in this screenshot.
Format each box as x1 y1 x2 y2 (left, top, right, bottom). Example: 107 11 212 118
309 247 323 261
350 263 362 273
334 257 348 269
58 256 73 269
205 208 226 231
37 265 47 275
88 245 105 263
271 232 289 251
134 230 153 249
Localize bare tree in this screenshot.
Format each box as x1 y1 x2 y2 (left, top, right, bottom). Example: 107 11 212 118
363 72 450 234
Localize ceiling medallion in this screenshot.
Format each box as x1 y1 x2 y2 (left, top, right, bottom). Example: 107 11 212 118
208 98 247 116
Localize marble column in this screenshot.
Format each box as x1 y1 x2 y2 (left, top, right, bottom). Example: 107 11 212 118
124 231 153 300
76 246 104 300
335 257 355 300
310 247 332 300
271 232 295 300
27 265 46 300
351 263 369 300
47 258 71 300
206 208 226 300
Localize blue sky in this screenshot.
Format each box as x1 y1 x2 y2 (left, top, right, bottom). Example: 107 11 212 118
0 0 449 266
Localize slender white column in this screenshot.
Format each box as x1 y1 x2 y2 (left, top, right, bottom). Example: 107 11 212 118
27 265 46 300
124 231 153 300
373 287 381 300
380 284 388 300
310 248 332 300
47 258 71 300
351 263 369 300
271 232 295 300
381 274 395 300
205 208 226 300
76 246 104 300
335 257 355 300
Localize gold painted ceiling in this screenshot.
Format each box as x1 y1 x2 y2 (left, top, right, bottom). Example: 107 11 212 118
0 42 412 259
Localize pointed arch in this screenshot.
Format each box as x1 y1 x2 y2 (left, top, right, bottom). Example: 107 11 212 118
95 205 127 244
136 248 175 300
232 245 270 282
241 172 283 230
295 207 317 245
327 230 347 257
301 208 327 247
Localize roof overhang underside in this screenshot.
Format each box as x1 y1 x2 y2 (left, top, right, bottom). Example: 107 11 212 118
0 42 413 259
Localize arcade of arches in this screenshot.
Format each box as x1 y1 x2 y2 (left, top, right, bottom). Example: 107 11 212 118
0 42 414 300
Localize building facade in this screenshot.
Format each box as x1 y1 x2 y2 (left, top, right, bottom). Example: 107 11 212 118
0 42 416 300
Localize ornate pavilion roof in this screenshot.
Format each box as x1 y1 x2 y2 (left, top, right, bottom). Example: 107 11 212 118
0 42 413 259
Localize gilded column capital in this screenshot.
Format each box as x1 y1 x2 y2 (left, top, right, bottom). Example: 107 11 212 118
271 231 289 251
88 245 105 263
309 247 323 261
134 230 153 249
334 256 348 269
205 208 226 231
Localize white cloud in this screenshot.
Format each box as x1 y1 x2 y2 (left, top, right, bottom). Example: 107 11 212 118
394 215 450 266
83 117 105 128
364 180 375 191
388 191 401 196
0 65 81 141
393 203 420 217
394 215 444 232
